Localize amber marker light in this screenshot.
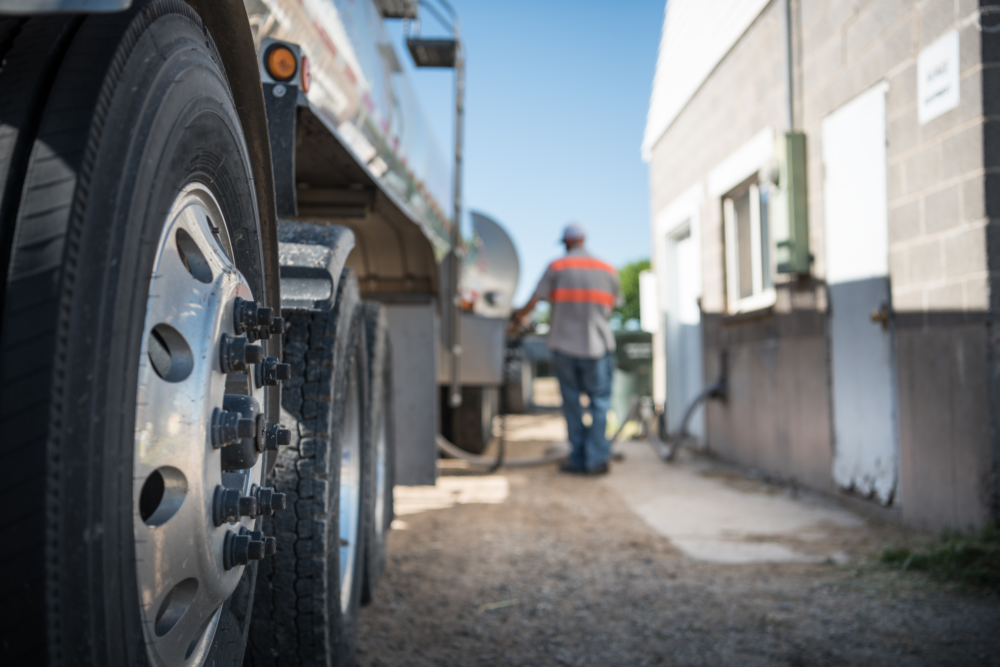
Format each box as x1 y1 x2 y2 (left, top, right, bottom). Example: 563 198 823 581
301 55 312 93
266 44 297 82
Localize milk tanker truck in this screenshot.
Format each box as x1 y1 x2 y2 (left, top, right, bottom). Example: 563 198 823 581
0 0 525 664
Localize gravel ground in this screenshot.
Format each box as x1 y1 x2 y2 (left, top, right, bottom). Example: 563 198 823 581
357 422 1000 667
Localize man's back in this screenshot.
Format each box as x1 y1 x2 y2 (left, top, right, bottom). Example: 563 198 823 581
533 247 620 359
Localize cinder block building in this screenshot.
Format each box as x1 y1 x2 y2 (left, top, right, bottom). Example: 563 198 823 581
644 0 997 530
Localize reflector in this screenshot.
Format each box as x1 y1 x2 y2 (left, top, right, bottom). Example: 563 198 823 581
266 45 297 81
301 55 312 93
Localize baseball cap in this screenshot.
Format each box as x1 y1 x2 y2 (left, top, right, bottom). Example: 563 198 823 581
561 222 586 242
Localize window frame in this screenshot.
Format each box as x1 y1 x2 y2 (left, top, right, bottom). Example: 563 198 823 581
723 177 775 313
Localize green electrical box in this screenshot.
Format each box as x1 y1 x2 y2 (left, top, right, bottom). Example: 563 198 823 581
772 131 810 275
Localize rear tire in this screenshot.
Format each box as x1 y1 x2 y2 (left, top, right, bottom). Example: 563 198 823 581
503 349 534 414
0 3 272 665
247 270 369 667
442 385 498 455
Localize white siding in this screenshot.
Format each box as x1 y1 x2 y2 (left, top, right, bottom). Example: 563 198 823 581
642 0 771 161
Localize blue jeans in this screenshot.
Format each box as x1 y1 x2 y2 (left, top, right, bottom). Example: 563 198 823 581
551 350 615 471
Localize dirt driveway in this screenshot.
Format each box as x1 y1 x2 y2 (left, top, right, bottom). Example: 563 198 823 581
357 413 1000 667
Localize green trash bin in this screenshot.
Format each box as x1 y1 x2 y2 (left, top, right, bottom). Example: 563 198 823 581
610 331 653 425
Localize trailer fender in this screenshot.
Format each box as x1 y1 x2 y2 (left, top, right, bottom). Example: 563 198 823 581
277 221 356 312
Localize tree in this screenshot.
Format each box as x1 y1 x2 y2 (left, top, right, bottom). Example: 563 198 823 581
616 259 650 324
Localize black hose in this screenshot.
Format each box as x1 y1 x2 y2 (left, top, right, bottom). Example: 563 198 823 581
674 375 726 441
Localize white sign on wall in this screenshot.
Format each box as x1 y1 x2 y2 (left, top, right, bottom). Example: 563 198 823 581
917 30 960 125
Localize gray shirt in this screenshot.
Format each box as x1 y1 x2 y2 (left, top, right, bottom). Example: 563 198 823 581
532 247 622 359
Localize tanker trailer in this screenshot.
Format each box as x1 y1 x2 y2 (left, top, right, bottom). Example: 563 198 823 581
0 0 506 665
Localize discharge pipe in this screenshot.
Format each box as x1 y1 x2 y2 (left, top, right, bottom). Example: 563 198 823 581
611 350 728 462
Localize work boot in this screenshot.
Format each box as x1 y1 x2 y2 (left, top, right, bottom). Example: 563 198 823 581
559 462 586 475
586 463 610 475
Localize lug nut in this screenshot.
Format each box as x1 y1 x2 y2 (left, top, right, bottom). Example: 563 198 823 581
233 297 261 335
263 536 277 556
237 417 256 439
212 408 255 448
264 422 292 451
269 317 285 336
247 539 265 561
237 527 267 561
223 530 251 570
238 495 258 518
214 486 258 525
256 307 274 327
272 492 287 511
252 485 286 515
237 527 268 562
220 334 263 373
214 487 240 526
256 358 291 387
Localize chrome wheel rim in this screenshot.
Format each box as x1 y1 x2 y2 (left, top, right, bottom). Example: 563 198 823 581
339 355 363 613
133 183 266 667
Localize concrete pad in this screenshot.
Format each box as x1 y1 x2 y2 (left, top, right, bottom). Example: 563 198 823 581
393 475 510 516
601 440 863 564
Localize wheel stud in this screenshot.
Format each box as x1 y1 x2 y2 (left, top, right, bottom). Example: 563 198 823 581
264 422 292 451
212 408 255 448
220 333 263 373
256 358 291 387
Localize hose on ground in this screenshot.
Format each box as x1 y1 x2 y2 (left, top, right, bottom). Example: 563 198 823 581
436 341 570 471
610 371 727 462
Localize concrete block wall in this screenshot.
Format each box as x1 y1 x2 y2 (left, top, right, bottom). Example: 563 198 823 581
796 0 993 529
648 0 835 492
648 0 996 529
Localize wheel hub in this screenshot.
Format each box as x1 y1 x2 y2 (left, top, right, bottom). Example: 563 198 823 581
132 184 288 666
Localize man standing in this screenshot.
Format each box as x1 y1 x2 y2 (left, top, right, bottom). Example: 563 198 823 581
511 223 621 475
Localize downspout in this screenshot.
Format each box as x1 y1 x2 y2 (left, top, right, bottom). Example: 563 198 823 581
783 0 795 131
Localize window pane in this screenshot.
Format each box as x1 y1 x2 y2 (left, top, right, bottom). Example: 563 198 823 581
734 190 753 299
759 185 772 290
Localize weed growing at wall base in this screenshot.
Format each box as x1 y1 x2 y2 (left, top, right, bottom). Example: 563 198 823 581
879 526 1000 592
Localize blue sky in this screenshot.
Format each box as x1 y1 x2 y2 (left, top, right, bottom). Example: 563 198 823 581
385 0 665 304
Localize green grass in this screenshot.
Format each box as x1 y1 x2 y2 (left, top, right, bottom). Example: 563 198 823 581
878 525 1000 592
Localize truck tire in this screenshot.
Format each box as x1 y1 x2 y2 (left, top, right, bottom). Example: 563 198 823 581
360 302 395 605
503 349 534 414
0 14 81 288
443 385 498 455
247 270 369 667
0 3 276 665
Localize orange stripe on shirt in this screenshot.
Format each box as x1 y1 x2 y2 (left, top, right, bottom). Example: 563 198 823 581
550 288 616 307
549 257 617 274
